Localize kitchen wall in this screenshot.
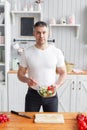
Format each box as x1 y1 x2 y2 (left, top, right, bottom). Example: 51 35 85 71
10 0 87 70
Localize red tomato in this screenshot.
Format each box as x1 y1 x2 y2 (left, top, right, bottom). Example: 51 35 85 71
84 116 87 124
76 113 87 130
0 116 3 121
78 121 86 127
0 114 9 123
76 113 85 121
79 126 84 130
47 86 52 90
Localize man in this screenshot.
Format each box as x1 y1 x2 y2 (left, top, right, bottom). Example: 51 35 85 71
17 21 67 112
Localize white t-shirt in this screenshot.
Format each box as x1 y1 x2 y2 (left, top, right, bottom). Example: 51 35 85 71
20 45 65 86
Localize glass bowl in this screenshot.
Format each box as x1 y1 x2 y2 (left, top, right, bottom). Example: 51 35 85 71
37 85 56 98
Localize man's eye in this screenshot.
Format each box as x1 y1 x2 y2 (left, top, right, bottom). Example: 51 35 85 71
43 32 46 34
37 32 40 34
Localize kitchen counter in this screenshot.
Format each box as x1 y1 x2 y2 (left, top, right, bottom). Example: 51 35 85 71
0 112 82 130
8 70 87 75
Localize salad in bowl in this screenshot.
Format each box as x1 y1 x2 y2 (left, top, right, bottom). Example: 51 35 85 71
37 85 56 98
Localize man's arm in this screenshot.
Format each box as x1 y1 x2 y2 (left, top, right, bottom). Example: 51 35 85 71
17 65 38 87
55 65 67 88
17 65 28 83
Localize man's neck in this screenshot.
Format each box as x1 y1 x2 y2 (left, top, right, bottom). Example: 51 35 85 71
35 43 49 50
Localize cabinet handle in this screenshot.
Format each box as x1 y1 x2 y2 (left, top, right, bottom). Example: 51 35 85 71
78 81 81 90
72 81 75 90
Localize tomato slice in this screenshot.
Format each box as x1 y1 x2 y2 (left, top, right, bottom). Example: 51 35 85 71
47 86 52 90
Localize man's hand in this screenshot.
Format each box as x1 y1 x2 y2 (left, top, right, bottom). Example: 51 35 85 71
52 84 59 89
26 77 38 90
17 66 38 90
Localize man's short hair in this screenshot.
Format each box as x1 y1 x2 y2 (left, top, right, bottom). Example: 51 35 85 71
34 21 47 28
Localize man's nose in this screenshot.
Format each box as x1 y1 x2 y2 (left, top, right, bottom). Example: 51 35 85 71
40 33 44 37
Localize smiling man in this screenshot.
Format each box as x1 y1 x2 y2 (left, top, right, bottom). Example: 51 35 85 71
17 21 67 112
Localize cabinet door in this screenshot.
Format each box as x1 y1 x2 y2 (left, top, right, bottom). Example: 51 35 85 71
76 75 87 112
0 85 3 111
57 75 77 112
8 74 28 112
0 3 5 83
0 83 7 111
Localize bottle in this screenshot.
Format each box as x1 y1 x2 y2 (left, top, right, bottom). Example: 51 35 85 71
12 58 19 70
0 31 4 44
34 3 41 11
1 49 5 62
0 71 5 81
37 3 41 11
68 14 75 24
0 31 2 44
29 3 33 11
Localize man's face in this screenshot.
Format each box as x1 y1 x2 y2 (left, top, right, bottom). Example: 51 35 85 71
33 26 49 45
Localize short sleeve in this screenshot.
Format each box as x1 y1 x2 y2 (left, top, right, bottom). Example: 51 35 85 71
56 50 65 67
19 51 28 68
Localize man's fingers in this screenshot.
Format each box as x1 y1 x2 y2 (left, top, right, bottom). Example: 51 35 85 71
30 77 38 84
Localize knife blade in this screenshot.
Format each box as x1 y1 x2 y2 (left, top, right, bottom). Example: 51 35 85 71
11 110 32 119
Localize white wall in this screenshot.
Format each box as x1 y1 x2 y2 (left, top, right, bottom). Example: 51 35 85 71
41 0 87 70
11 0 87 70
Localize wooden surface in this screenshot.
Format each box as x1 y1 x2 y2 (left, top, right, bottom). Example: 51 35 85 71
0 112 82 130
8 70 87 75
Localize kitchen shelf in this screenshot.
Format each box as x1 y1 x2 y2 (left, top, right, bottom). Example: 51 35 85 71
11 10 42 21
0 62 5 66
49 24 80 39
0 44 5 46
0 3 5 79
11 11 42 14
11 10 42 27
0 24 5 27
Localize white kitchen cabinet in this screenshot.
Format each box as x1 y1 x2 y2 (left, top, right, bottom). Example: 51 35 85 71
8 73 28 112
0 1 11 111
0 1 11 82
0 3 5 83
57 75 77 112
57 75 87 112
0 82 7 111
76 75 87 112
7 73 43 112
8 73 87 112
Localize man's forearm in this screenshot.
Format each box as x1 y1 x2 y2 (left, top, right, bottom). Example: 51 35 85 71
18 75 29 83
17 65 29 84
56 72 67 88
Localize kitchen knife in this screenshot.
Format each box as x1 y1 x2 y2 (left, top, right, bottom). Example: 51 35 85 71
11 110 32 119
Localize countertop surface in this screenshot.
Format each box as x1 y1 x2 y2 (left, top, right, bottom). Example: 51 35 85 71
0 112 82 130
8 70 87 75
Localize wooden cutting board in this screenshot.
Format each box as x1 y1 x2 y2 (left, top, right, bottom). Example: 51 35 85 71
34 113 64 123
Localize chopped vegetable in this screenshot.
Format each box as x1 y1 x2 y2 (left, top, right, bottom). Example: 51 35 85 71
38 85 56 97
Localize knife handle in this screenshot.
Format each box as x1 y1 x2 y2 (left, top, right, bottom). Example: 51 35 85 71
11 110 19 115
11 110 32 119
